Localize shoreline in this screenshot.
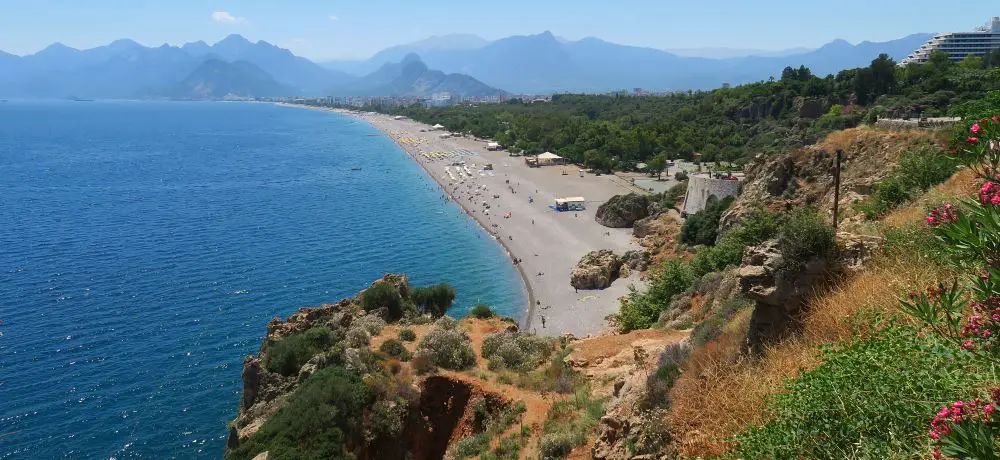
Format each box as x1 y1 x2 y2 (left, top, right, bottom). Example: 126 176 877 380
277 103 643 337
357 111 539 327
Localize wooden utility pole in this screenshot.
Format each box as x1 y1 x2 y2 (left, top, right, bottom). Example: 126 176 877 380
833 149 843 230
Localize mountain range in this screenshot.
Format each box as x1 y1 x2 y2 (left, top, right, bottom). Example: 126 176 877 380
0 31 935 99
0 35 500 100
324 32 934 93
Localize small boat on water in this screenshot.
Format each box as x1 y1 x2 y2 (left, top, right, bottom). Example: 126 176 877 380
350 167 362 171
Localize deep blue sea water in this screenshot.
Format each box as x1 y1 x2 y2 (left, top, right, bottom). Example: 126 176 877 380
0 101 525 458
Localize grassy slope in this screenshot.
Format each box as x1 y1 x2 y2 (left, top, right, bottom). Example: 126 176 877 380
666 156 980 457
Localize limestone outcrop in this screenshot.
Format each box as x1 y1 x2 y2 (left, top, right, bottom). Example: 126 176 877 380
737 240 832 353
596 193 650 228
720 127 945 234
571 250 623 290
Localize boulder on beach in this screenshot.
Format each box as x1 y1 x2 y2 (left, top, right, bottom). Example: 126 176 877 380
571 250 623 290
595 193 650 228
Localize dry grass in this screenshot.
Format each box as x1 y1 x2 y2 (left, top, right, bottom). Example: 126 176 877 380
667 168 971 456
883 168 979 229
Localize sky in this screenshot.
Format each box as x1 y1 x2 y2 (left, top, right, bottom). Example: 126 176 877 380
0 1 992 61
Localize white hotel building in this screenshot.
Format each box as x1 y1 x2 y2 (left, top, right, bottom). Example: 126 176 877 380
901 17 1000 65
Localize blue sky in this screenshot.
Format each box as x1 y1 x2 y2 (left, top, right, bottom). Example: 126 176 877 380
0 0 991 60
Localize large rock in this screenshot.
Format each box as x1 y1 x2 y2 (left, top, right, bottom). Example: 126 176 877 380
596 193 650 228
571 250 623 290
738 240 831 354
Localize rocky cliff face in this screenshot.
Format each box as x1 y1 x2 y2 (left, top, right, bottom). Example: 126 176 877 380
720 127 945 234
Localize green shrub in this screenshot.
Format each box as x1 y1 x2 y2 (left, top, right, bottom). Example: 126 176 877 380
481 332 555 371
361 283 405 321
689 208 781 277
674 171 689 181
616 259 694 331
264 327 335 376
680 195 735 246
539 388 604 459
856 148 958 219
409 283 456 317
398 328 417 342
733 325 991 458
493 432 525 459
378 339 411 360
354 314 386 336
539 432 578 459
227 366 371 460
344 326 371 348
416 318 475 370
775 207 836 275
469 304 496 319
454 433 490 458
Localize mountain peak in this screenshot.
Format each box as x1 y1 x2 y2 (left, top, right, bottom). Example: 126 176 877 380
217 34 252 46
402 53 424 64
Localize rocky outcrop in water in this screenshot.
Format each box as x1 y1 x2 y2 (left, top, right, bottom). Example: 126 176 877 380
596 193 650 228
571 250 623 290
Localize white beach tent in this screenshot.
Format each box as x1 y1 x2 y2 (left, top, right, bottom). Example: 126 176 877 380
536 152 565 166
430 124 445 130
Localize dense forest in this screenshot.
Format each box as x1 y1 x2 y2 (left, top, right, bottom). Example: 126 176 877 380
312 51 1000 172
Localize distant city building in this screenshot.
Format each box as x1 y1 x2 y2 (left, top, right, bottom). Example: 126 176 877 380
901 16 1000 65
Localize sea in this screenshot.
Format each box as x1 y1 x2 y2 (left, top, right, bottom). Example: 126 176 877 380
0 101 526 458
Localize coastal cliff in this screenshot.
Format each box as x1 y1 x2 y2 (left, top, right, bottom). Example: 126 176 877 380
226 273 690 460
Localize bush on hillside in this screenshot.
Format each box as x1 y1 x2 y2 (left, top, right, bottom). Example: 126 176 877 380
616 260 694 332
856 147 958 219
409 283 456 317
481 332 556 372
775 207 836 275
227 366 371 460
680 196 735 246
733 326 990 458
689 209 781 277
378 339 411 361
354 314 386 336
398 328 417 342
264 327 336 376
416 318 475 370
361 283 405 321
469 304 496 319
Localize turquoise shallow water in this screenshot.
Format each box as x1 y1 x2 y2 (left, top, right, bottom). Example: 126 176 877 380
0 101 525 458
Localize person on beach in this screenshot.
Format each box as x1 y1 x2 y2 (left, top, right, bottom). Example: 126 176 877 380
541 316 546 328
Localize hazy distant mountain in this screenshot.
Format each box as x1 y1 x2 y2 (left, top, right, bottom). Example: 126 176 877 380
0 35 353 98
664 46 814 59
323 34 491 75
332 54 504 97
165 59 291 99
325 31 935 93
182 35 355 95
4 44 203 98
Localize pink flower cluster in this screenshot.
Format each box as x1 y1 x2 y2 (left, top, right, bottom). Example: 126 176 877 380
959 295 1000 352
929 389 1000 458
980 181 1000 206
926 204 958 226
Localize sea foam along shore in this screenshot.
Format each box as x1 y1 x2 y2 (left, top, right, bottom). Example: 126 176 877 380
277 103 643 337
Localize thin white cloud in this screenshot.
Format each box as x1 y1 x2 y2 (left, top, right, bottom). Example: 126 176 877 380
212 11 246 24
328 15 339 21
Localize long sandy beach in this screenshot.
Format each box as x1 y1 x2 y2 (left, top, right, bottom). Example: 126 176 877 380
283 104 645 336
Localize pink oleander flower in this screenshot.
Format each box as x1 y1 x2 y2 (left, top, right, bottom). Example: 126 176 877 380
968 137 981 145
993 115 1000 123
972 123 983 134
